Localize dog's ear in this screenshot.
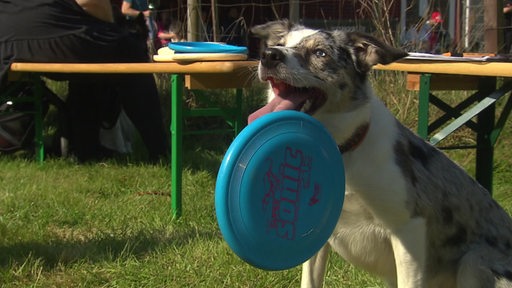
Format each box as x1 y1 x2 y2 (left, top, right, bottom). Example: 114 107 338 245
347 32 408 73
251 20 295 47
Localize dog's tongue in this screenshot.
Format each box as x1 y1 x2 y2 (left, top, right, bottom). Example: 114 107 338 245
248 83 308 124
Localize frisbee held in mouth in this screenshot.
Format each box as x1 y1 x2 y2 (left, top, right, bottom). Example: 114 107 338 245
215 110 345 270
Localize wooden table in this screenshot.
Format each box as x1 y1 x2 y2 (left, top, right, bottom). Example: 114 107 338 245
7 60 258 218
10 59 510 215
375 59 512 193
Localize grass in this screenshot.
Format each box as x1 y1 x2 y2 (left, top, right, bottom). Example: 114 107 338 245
1 72 512 287
0 152 385 287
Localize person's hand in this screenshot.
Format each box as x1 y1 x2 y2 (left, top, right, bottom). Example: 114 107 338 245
505 3 512 14
143 10 150 17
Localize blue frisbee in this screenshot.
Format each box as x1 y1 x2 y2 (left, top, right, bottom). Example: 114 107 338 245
215 110 345 271
169 42 248 54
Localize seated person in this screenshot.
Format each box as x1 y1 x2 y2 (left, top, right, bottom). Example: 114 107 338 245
0 0 168 162
156 10 181 48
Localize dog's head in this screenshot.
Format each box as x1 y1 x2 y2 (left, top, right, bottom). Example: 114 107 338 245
248 20 407 123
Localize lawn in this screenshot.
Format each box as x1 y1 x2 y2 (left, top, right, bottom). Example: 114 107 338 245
1 72 511 287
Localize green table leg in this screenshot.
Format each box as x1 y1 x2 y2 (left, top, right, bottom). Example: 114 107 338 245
33 78 44 164
490 84 512 145
475 77 496 194
171 74 183 218
417 74 431 139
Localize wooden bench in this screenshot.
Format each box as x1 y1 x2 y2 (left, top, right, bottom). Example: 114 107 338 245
375 60 512 193
5 60 258 218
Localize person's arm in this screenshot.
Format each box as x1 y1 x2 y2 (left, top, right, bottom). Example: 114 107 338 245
505 2 512 13
158 30 177 41
75 0 113 22
121 1 150 18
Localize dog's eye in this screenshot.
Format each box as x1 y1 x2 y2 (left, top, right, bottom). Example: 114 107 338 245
313 49 326 57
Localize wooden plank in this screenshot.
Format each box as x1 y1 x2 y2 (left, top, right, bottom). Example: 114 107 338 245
375 60 512 77
9 61 258 74
483 0 500 53
406 73 480 91
185 73 254 89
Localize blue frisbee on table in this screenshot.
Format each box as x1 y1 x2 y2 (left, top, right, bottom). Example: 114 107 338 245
168 42 248 54
215 110 345 271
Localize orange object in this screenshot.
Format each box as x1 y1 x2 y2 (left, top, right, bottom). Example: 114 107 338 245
442 52 496 57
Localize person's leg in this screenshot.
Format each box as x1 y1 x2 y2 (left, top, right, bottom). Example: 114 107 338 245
1 7 167 161
60 31 168 161
66 79 107 161
505 30 512 54
111 28 169 162
114 73 168 161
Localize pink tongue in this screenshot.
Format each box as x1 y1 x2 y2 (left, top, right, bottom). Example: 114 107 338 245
248 94 306 124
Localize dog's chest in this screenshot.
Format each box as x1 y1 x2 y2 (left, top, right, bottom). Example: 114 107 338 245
328 192 397 279
336 112 413 228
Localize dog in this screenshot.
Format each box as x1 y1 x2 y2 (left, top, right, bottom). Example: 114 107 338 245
249 20 512 288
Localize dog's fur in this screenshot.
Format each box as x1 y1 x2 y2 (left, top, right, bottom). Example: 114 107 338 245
249 20 512 288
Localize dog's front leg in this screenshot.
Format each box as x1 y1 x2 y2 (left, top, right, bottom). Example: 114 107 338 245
390 217 427 288
301 244 331 288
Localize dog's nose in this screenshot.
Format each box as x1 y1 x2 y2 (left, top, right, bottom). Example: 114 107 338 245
261 48 285 68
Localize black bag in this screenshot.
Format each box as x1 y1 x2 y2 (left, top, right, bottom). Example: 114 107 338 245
0 82 60 153
0 83 38 152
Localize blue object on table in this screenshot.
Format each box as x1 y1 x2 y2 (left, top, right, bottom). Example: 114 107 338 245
169 42 248 54
215 110 345 271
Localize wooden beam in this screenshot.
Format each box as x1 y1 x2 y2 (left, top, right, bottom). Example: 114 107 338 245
484 0 499 53
8 61 258 74
375 60 512 77
498 0 506 53
211 0 219 42
289 0 299 23
187 0 199 41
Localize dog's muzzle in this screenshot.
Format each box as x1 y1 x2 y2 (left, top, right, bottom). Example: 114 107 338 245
248 46 327 124
261 48 285 68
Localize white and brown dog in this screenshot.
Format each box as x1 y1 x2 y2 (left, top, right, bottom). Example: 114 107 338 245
249 20 512 288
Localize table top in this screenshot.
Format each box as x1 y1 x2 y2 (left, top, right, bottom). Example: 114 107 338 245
9 61 259 74
375 59 512 77
11 59 512 78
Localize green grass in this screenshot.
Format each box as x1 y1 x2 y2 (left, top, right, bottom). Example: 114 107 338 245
0 149 386 287
1 72 512 287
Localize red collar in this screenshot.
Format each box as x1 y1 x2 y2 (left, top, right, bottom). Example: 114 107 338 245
338 123 370 153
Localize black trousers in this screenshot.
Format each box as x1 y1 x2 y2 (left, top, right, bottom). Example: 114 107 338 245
504 29 512 54
0 1 168 161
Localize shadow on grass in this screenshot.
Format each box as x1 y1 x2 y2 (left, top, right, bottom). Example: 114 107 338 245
0 227 220 269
